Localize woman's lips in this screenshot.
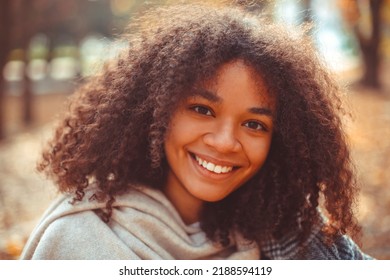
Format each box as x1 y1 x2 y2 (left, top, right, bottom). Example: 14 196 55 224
189 152 240 176
194 154 233 174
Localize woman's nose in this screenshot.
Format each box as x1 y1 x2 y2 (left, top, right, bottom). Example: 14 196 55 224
203 123 241 153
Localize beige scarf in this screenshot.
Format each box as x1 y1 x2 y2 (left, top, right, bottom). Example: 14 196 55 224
20 185 260 260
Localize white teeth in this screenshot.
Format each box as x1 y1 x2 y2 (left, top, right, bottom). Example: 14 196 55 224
194 155 234 174
206 162 215 171
214 166 222 174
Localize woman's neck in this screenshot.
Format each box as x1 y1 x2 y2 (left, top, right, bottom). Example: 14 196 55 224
162 181 203 225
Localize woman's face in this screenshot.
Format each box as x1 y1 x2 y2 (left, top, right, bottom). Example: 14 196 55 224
163 60 275 219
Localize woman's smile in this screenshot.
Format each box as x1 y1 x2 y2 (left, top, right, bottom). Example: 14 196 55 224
190 151 238 178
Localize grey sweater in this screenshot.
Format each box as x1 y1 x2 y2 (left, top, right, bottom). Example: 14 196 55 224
20 185 372 260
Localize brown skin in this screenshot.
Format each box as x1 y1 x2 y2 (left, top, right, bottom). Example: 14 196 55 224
164 60 274 224
38 4 360 248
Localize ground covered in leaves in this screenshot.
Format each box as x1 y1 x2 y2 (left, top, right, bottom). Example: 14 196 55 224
0 83 389 260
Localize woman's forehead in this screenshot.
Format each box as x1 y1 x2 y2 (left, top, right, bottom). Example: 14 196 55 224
197 60 275 103
186 60 276 111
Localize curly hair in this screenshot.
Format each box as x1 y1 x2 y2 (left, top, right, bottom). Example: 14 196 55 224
38 3 360 247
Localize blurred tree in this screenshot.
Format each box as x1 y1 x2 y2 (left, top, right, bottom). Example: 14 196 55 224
339 0 384 88
0 0 117 138
302 0 313 23
301 0 315 39
11 0 34 125
0 0 12 139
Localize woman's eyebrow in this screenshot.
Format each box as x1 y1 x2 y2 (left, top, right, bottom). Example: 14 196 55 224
248 107 274 118
193 87 274 118
192 88 222 103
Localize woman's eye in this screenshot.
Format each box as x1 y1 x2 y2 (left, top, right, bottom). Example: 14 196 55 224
190 105 213 116
244 121 267 132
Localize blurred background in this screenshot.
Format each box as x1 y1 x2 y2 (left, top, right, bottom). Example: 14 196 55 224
0 0 389 260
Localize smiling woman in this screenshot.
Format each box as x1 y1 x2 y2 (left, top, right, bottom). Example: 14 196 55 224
164 60 274 224
20 3 372 259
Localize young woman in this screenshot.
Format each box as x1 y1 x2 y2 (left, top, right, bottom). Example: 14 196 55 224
21 3 372 259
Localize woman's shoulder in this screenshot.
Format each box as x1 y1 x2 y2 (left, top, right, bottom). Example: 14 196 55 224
19 184 184 259
21 206 139 259
19 187 131 259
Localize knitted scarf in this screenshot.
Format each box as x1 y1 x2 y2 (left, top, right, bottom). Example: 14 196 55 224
20 185 259 260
